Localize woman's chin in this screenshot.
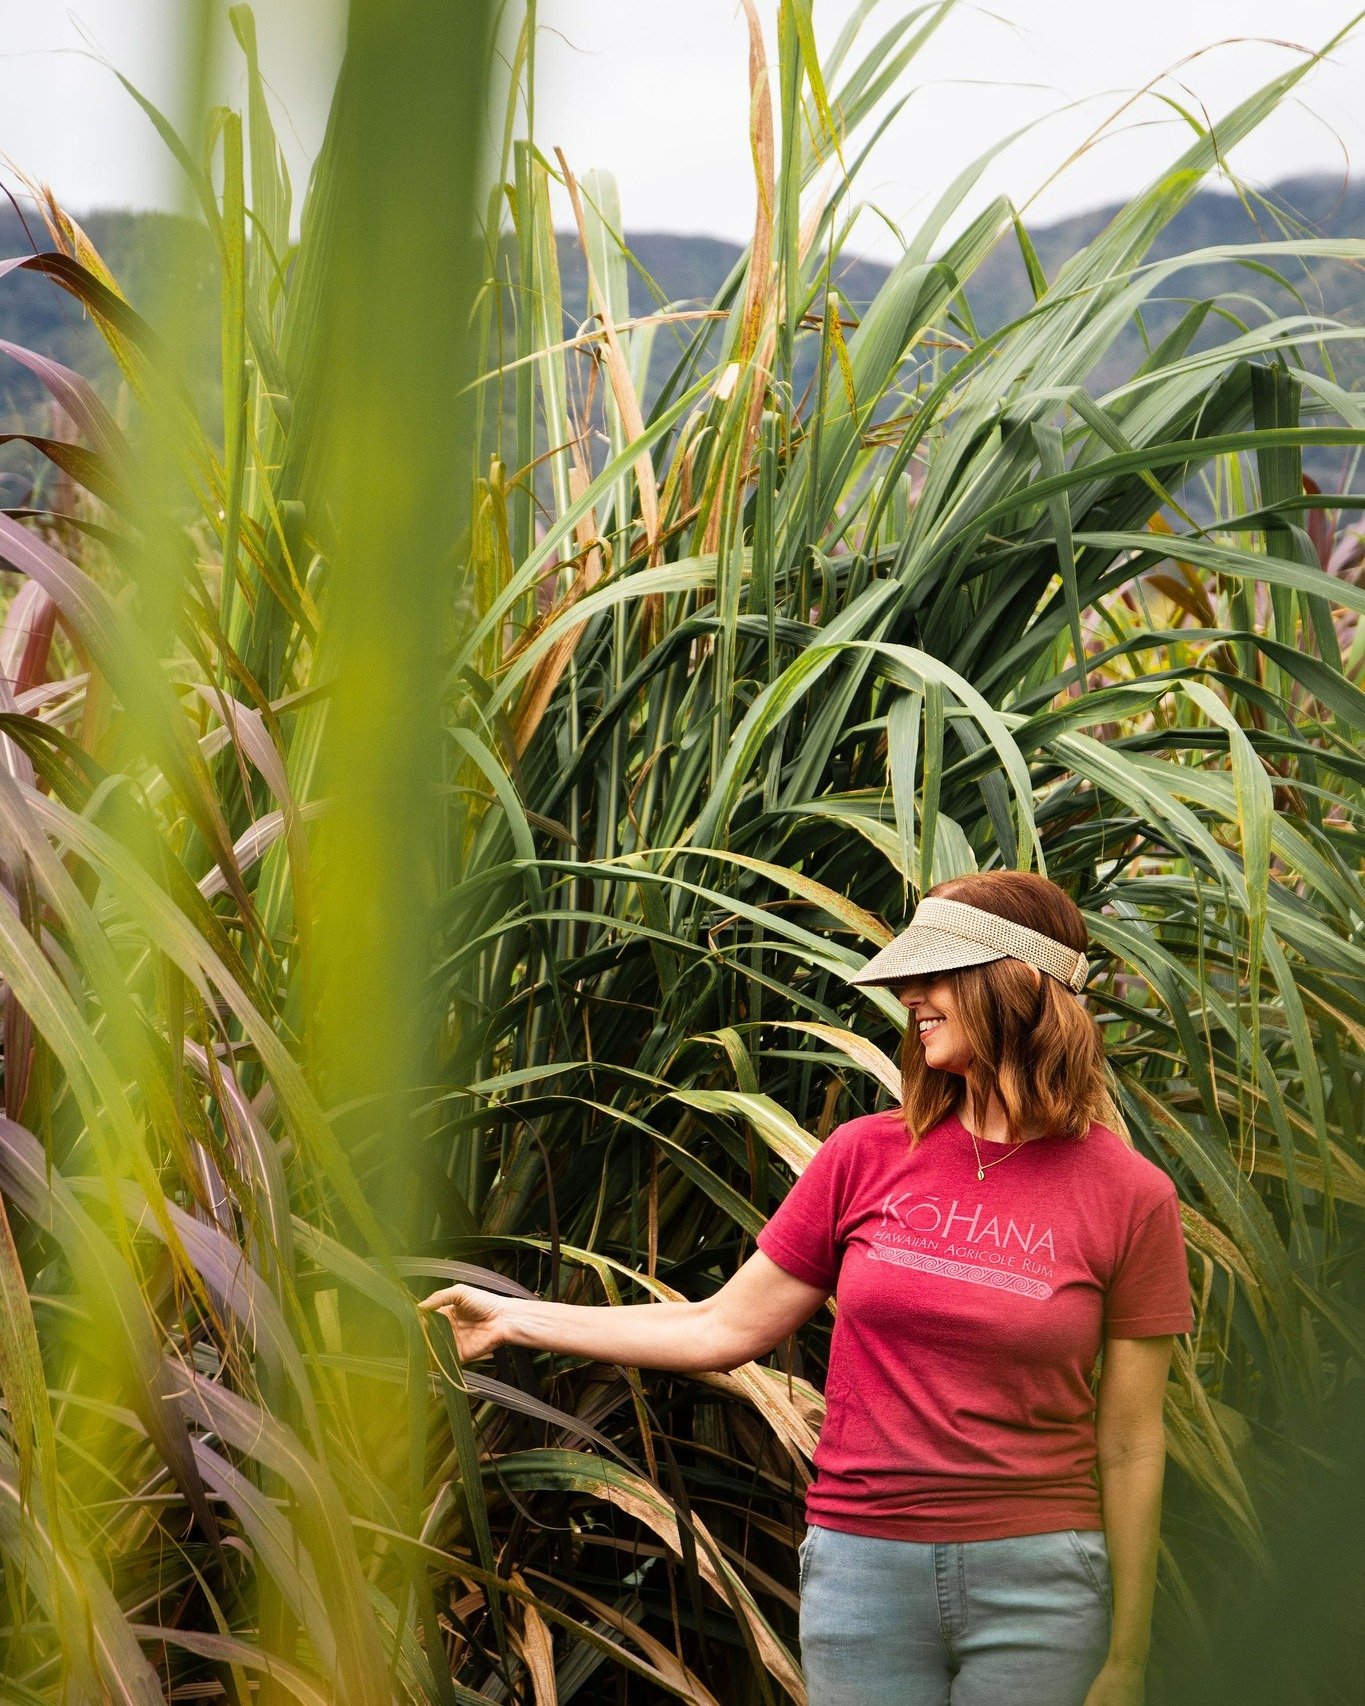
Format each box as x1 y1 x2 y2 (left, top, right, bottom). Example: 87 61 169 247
922 1042 965 1074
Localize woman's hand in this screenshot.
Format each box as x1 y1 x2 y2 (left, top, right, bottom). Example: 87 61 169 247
1081 1657 1145 1706
419 1283 512 1362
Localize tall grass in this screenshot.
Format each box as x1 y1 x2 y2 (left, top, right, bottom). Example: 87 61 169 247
0 2 1361 1701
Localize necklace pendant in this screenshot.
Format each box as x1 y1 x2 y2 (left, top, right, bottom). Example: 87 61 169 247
976 1166 985 1181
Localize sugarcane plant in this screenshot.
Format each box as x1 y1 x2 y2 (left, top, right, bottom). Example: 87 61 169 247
0 1 1361 1701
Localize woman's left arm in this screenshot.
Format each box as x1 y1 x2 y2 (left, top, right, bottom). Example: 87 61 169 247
1083 1334 1177 1706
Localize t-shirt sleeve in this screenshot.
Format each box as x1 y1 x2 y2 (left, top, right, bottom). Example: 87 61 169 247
1105 1186 1194 1337
754 1122 857 1292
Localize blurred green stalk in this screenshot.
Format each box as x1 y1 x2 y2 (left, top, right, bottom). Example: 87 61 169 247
303 0 498 1241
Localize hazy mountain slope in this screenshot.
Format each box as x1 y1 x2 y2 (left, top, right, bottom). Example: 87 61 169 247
1 173 1360 451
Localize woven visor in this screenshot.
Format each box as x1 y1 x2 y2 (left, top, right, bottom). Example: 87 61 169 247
849 896 1089 993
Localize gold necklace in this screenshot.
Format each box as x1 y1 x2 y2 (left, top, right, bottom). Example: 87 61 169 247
965 1123 1032 1183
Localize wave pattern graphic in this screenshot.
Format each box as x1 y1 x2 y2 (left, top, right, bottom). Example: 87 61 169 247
869 1243 1053 1299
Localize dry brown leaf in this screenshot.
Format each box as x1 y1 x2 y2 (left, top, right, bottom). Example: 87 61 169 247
696 1361 821 1472
509 1570 558 1706
527 1570 724 1706
561 1466 805 1702
511 453 607 753
556 150 659 560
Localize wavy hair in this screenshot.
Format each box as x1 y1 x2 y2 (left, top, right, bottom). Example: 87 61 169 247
896 871 1128 1148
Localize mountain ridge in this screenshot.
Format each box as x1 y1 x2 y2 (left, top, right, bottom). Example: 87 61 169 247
0 171 1361 434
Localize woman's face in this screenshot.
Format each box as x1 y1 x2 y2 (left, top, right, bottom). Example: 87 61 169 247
893 973 973 1075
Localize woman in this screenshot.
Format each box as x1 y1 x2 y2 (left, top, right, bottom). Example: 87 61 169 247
422 871 1193 1706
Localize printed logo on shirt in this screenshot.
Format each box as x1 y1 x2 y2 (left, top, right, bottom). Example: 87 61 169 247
870 1194 1057 1299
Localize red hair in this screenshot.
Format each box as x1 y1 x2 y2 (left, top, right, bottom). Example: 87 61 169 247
897 871 1127 1147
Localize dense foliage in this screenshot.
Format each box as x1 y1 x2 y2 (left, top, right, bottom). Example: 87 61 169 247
0 2 1361 1702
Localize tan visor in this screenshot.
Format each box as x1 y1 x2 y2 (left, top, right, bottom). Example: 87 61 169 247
849 897 1089 993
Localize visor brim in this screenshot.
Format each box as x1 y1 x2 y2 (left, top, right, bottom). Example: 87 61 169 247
847 926 1008 988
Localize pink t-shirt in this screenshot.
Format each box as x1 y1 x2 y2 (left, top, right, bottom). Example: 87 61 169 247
755 1109 1193 1542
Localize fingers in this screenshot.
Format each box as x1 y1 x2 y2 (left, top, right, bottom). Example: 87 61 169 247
418 1285 466 1311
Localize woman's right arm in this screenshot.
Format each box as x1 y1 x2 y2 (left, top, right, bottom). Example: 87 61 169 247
420 1249 829 1375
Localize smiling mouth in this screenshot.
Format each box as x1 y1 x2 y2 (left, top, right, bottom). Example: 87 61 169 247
917 1017 946 1037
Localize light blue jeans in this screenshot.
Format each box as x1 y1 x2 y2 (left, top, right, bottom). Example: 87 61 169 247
797 1523 1114 1705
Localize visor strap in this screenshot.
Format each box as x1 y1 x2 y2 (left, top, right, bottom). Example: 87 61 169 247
914 897 1089 992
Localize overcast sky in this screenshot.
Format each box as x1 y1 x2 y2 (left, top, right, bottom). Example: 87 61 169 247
1 2 1363 259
